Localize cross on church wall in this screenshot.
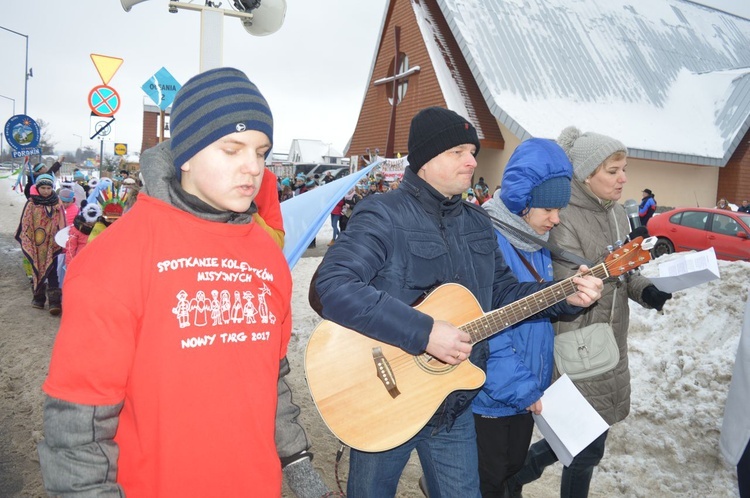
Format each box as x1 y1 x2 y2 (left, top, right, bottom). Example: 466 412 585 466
372 25 420 158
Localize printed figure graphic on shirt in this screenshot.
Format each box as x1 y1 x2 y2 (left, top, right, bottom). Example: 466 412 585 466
211 290 221 326
243 290 258 324
191 290 209 326
232 290 243 323
258 282 272 324
173 290 190 328
221 290 231 323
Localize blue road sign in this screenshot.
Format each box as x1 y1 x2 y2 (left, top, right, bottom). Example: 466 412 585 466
4 115 40 150
12 147 41 158
89 85 121 117
142 67 181 111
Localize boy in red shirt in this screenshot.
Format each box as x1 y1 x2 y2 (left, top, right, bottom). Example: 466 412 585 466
38 67 327 497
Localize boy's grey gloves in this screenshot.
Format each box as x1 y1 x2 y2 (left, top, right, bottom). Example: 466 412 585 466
282 452 330 498
642 284 672 311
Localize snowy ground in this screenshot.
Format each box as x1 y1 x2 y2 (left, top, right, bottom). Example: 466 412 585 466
0 176 745 497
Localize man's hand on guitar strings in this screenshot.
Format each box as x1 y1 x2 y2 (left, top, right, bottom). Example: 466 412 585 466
566 265 604 308
426 319 473 365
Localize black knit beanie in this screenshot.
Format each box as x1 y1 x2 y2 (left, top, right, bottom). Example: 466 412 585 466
407 107 480 173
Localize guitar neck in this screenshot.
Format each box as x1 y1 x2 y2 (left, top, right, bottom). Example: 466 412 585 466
463 263 610 344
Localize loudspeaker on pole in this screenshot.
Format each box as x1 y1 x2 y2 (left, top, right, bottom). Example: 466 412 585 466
120 0 152 12
241 0 287 36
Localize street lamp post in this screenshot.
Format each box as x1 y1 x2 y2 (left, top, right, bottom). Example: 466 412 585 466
0 26 30 114
0 94 17 161
0 94 16 115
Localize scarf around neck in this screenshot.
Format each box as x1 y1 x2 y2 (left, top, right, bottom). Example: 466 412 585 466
482 195 548 252
30 191 60 208
141 141 256 224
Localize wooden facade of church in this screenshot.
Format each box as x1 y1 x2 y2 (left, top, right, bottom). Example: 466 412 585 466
718 128 750 205
347 0 503 168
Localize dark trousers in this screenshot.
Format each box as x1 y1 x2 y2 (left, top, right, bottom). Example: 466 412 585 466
740 441 750 498
509 430 608 498
474 413 534 498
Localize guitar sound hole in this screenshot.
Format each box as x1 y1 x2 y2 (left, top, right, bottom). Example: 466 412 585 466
414 353 457 374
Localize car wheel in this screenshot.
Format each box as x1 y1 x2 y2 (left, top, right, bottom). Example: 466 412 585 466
652 237 674 258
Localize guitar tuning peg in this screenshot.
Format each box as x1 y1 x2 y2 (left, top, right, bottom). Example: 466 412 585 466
606 244 614 253
614 240 623 248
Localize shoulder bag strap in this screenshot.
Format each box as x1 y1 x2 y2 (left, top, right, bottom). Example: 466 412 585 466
512 246 545 284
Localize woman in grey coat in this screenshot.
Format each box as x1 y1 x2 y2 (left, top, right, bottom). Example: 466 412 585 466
508 127 673 498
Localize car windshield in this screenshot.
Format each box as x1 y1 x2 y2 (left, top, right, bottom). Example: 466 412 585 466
738 213 750 227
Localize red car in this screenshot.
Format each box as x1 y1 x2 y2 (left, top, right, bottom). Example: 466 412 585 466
646 207 750 261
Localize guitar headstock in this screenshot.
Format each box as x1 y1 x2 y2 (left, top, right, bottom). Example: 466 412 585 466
604 236 652 277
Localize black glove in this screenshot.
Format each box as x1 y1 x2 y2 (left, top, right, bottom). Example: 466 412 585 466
642 285 672 311
626 226 649 242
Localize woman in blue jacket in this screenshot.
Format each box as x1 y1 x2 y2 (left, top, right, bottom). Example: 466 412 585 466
472 138 574 498
638 188 656 225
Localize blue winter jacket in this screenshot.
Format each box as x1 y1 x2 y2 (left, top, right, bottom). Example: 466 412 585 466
471 230 556 417
314 169 578 432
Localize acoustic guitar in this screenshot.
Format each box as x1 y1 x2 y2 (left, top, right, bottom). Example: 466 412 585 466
305 237 654 452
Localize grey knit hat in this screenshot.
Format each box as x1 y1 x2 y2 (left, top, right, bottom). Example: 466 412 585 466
557 126 627 181
170 67 273 178
407 107 480 173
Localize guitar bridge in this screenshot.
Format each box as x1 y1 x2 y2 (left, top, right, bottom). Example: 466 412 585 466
372 347 400 398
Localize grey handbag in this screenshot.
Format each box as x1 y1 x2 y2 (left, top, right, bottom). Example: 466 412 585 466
553 322 618 380
554 286 619 381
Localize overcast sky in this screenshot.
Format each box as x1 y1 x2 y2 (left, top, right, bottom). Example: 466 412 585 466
0 0 747 158
0 0 388 156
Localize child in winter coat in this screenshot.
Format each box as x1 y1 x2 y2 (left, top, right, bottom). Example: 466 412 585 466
65 202 100 266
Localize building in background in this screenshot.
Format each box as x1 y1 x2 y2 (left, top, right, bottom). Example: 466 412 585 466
347 0 750 208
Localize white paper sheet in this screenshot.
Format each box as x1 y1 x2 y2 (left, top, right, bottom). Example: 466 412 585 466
532 374 609 466
648 247 721 293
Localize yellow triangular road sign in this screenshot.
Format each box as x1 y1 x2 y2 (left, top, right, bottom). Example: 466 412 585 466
90 54 124 85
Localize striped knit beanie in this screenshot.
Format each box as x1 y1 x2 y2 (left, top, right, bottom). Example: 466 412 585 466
170 67 273 178
35 173 55 188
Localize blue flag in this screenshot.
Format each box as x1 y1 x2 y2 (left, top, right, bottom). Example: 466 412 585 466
281 160 381 269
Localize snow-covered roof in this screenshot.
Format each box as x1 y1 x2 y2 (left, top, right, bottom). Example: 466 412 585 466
430 0 750 166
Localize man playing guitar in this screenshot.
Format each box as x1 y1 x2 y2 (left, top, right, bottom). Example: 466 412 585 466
310 106 603 497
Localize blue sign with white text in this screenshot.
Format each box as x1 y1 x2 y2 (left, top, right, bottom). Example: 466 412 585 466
142 67 181 111
12 147 41 158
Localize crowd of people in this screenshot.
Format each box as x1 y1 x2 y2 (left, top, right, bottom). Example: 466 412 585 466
15 66 747 498
717 197 750 212
14 161 140 316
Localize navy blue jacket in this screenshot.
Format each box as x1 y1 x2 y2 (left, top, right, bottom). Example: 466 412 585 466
315 169 578 431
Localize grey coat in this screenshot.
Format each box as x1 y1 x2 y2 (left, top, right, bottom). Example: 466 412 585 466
549 179 653 425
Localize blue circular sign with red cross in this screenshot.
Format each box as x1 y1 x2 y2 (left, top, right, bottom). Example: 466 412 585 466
88 85 121 117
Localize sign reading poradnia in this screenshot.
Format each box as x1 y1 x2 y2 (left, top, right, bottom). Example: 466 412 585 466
4 114 42 158
114 143 128 156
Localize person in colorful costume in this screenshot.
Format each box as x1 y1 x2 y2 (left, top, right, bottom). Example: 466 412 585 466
15 173 66 315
